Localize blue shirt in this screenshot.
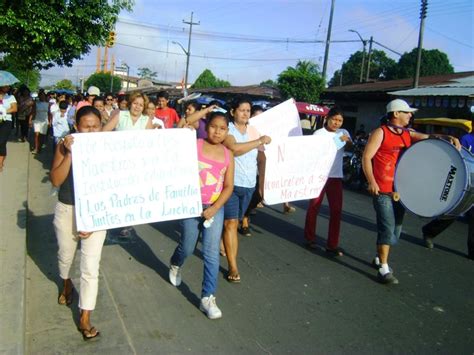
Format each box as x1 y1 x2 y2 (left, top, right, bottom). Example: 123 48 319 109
460 132 474 152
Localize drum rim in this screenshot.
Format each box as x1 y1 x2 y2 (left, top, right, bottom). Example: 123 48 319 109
394 138 470 217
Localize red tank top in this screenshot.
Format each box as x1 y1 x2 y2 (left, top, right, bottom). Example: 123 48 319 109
373 125 411 193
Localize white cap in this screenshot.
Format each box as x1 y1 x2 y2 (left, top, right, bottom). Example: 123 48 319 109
87 86 100 96
386 99 417 113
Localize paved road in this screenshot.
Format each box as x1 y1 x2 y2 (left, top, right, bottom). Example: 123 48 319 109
2 137 473 354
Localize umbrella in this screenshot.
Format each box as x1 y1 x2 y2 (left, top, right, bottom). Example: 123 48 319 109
0 70 20 86
295 102 329 116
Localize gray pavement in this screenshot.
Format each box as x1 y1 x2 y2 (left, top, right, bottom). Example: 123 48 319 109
1 136 473 354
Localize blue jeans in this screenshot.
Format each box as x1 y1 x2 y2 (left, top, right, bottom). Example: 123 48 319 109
373 194 405 246
224 185 255 220
170 206 224 297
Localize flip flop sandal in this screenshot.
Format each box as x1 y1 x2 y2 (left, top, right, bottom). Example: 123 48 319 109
305 241 318 250
227 273 241 283
78 327 100 341
58 288 74 306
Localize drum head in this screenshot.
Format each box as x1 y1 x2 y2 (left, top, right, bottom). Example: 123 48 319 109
394 139 468 217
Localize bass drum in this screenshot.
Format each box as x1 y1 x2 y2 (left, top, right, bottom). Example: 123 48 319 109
394 138 474 218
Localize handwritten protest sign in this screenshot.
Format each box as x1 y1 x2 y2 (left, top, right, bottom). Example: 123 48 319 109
263 135 337 205
71 129 202 232
249 98 302 139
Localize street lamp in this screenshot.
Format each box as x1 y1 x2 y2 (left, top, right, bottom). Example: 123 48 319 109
172 41 190 96
349 29 367 83
121 62 130 92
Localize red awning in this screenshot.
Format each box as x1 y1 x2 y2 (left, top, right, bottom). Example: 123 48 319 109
295 102 329 116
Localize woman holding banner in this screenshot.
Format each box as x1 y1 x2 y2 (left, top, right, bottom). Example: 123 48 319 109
50 106 105 341
103 92 153 237
304 107 352 256
103 92 153 131
222 97 271 283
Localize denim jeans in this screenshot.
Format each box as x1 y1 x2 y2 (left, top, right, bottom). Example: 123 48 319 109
373 194 405 246
170 206 224 297
224 185 255 220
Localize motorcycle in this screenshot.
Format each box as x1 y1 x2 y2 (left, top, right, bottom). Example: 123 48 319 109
342 137 368 190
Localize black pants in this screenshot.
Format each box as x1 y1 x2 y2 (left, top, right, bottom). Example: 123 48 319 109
0 120 12 156
422 207 474 258
17 119 29 140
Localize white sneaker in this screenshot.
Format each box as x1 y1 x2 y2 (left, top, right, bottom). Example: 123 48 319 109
169 265 181 286
199 295 222 319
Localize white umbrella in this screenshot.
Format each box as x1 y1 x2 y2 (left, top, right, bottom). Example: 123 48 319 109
0 70 20 86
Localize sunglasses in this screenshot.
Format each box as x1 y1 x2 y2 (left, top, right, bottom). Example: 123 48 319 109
106 98 113 101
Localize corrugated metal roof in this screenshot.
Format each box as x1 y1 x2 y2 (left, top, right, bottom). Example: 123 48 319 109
325 71 474 94
389 75 474 96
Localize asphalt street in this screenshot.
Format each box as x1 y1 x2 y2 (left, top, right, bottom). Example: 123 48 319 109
1 137 472 354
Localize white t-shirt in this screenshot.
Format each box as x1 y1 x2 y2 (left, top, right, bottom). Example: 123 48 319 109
314 127 351 178
52 111 70 138
0 94 17 121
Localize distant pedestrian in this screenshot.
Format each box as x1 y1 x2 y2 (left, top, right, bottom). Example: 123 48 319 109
51 100 70 152
0 84 18 172
77 86 100 111
50 106 104 341
32 91 49 155
16 85 35 143
169 112 234 319
154 91 180 128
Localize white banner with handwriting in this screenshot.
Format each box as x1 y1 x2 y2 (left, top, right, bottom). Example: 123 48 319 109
249 98 302 139
263 135 337 205
71 129 202 232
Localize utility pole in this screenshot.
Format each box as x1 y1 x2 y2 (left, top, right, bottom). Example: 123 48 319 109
349 29 366 82
414 0 428 88
183 12 200 96
322 0 335 83
365 36 373 82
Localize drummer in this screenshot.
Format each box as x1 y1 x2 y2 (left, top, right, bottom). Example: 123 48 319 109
362 99 460 285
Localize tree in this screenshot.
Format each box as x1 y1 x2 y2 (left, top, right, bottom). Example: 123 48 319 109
0 1 133 69
389 48 454 80
0 56 41 91
260 79 276 87
277 60 325 102
328 50 397 87
55 79 75 91
191 69 231 89
85 72 122 94
137 67 158 80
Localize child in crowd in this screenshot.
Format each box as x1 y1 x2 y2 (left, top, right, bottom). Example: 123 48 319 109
154 91 180 128
52 100 70 152
169 111 234 319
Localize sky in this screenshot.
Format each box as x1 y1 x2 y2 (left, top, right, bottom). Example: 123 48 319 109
40 0 474 88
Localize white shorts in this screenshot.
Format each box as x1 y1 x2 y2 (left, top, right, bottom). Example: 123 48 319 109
33 120 48 135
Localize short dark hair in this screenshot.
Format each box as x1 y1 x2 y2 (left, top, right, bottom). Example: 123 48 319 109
59 101 68 110
251 105 264 116
76 106 101 125
326 107 344 119
93 96 105 105
206 111 229 128
157 91 169 100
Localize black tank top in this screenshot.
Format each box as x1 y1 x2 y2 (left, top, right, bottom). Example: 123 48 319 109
58 170 75 205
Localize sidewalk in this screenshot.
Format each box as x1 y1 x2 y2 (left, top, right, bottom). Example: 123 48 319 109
0 139 30 354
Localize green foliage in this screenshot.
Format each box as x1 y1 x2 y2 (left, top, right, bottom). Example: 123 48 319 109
328 50 397 87
260 79 276 87
0 55 41 91
85 72 122 94
55 79 75 91
390 48 454 79
277 60 325 102
191 69 231 89
137 67 158 80
0 1 133 69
